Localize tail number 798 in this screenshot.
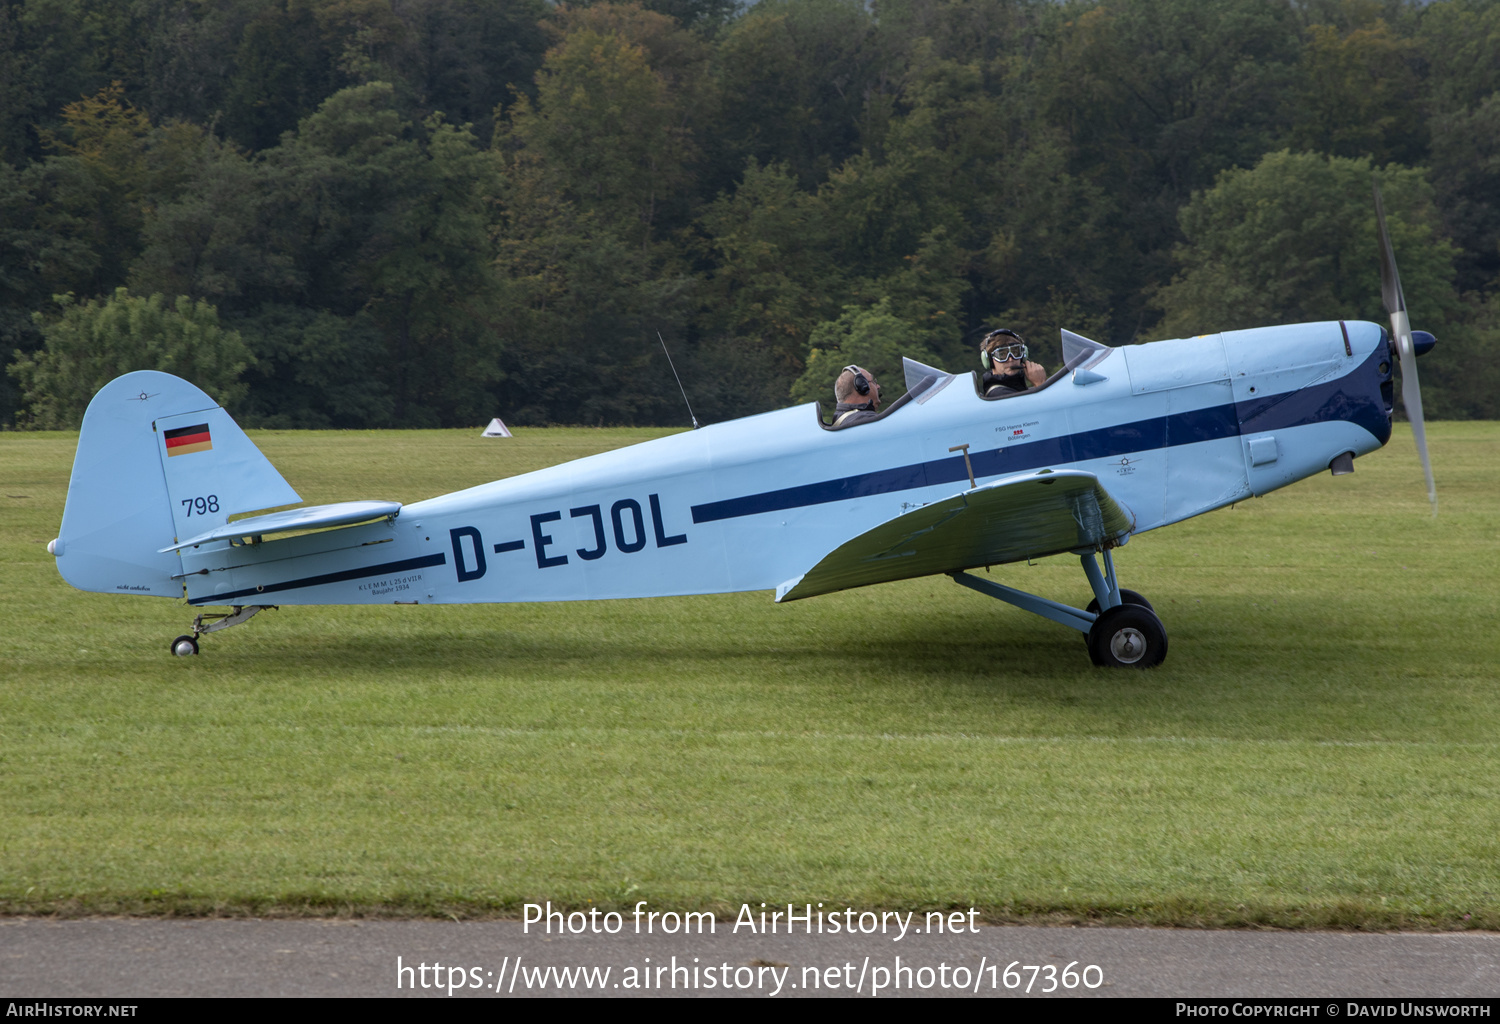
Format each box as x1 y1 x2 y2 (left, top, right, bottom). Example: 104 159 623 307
181 495 220 517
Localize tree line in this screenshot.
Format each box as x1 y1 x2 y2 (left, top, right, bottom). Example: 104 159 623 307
3 0 1498 429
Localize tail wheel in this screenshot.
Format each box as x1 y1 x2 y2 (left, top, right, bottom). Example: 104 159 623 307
1087 604 1167 668
1085 588 1154 616
170 635 199 657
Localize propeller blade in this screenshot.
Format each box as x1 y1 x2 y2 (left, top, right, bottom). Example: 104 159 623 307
1373 181 1437 516
1400 343 1437 515
1373 182 1404 315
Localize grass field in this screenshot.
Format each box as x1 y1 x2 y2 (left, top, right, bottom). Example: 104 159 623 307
2 423 1498 928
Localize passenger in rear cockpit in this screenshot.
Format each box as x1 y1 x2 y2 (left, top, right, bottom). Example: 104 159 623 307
833 365 882 427
981 329 1046 395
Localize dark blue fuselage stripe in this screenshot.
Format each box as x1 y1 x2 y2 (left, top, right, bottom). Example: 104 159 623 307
1235 344 1391 443
691 357 1387 526
690 404 1240 524
189 553 447 605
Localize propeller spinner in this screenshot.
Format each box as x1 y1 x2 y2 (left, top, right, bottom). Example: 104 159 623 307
1373 181 1438 516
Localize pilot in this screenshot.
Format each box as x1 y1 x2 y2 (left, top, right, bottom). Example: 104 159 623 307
832 365 882 427
981 329 1046 395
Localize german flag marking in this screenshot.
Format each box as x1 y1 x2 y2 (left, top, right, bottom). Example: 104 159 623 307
164 423 212 456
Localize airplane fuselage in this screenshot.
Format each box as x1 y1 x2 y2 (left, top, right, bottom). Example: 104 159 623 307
164 320 1392 608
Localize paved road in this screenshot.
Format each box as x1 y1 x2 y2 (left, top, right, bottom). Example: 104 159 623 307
2 918 1498 997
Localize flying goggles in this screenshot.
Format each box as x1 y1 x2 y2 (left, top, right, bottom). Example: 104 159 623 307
981 330 1028 367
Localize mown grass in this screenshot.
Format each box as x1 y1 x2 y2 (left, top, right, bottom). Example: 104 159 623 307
2 423 1497 928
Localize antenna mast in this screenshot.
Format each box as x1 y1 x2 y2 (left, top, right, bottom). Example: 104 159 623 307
657 331 699 430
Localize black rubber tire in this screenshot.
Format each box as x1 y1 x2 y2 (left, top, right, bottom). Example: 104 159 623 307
1085 588 1154 616
1087 604 1167 668
170 634 199 657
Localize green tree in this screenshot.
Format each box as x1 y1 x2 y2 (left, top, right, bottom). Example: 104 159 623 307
1282 16 1426 166
1428 93 1500 293
36 83 155 298
710 0 891 192
638 0 738 32
1045 0 1300 198
1040 0 1302 339
1157 150 1496 418
1416 0 1500 119
404 0 549 146
1157 152 1456 335
220 0 549 152
695 159 845 405
0 0 137 164
257 84 504 426
32 83 208 299
870 0 1042 68
127 133 291 306
490 10 705 425
9 288 251 428
0 156 99 422
500 14 699 248
231 304 393 428
1417 0 1500 294
0 0 38 163
223 1 341 152
491 190 696 426
765 50 1111 374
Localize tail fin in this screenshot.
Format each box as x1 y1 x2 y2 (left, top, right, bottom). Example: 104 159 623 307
53 371 300 596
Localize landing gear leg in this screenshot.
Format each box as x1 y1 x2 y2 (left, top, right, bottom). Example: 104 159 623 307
168 605 274 656
1080 549 1166 668
950 547 1168 668
1080 548 1155 613
1080 548 1122 611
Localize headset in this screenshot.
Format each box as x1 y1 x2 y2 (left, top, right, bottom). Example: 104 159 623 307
980 329 1028 369
842 365 871 396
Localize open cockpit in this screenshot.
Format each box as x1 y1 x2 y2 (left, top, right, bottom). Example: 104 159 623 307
975 329 1113 401
818 330 1115 428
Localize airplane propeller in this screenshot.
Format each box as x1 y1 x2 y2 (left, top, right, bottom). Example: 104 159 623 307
1373 181 1438 516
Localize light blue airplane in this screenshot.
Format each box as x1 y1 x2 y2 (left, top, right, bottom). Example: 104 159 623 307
47 195 1436 667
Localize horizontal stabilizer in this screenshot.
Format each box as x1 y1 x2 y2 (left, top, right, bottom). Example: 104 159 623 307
776 470 1134 602
161 500 401 552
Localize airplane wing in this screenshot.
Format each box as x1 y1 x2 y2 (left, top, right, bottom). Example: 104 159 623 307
159 500 402 552
775 470 1134 602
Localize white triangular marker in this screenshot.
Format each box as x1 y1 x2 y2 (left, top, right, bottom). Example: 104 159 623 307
481 417 512 438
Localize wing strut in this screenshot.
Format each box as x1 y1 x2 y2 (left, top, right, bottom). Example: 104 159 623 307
950 548 1123 634
951 571 1095 633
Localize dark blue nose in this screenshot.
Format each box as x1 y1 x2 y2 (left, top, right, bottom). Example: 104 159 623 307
1412 330 1436 357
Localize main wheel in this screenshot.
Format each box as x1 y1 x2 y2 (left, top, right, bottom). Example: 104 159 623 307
1085 588 1154 616
170 635 199 657
1087 604 1167 668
